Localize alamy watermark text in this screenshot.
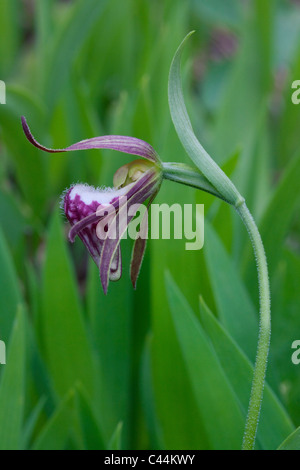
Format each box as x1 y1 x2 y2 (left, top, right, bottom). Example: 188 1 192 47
96 201 205 251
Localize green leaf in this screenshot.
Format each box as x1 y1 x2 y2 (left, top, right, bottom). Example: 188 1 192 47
42 0 108 112
0 188 27 249
75 385 105 450
278 427 300 450
48 75 102 192
165 272 245 450
41 209 95 398
244 150 300 285
140 336 164 450
204 222 258 362
0 305 26 450
86 246 133 447
0 0 20 77
0 228 22 343
21 397 47 450
271 249 300 423
274 20 300 164
108 422 123 451
213 2 273 163
33 391 75 450
150 189 211 449
199 297 294 450
0 86 48 216
35 0 54 76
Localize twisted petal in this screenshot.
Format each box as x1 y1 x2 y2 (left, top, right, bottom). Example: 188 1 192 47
21 116 159 162
99 169 160 294
130 188 159 289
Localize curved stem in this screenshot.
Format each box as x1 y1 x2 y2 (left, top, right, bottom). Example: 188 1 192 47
237 202 271 450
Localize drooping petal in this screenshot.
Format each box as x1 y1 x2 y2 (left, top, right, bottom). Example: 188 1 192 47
99 169 161 294
21 116 159 162
130 188 159 289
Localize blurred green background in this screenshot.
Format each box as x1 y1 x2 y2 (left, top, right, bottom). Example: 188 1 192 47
0 0 300 450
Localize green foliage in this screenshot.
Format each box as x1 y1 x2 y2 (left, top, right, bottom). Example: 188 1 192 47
41 209 95 398
0 0 299 450
0 306 26 450
165 272 245 450
278 426 300 450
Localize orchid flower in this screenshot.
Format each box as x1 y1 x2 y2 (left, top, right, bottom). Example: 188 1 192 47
21 116 162 294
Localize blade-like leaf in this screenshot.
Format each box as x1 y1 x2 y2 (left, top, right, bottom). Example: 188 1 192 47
21 397 47 450
140 335 164 450
199 297 294 450
0 0 20 76
204 222 258 362
244 150 300 286
0 228 22 343
41 209 95 398
278 427 300 450
0 305 26 450
86 248 133 447
41 0 108 112
0 87 48 215
33 391 75 450
75 385 105 450
108 422 123 451
165 272 245 450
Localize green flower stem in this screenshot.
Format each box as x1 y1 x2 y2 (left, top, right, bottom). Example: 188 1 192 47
164 162 271 450
162 162 228 202
237 202 271 450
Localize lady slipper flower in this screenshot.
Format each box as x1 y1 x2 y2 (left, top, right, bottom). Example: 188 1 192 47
21 116 162 294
